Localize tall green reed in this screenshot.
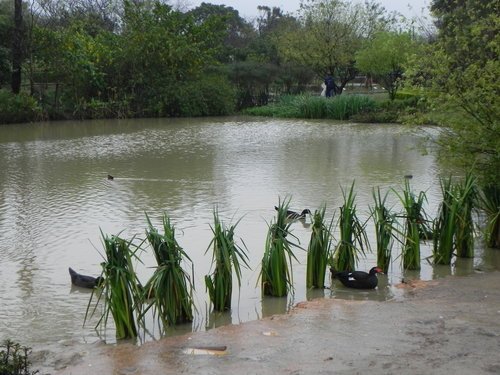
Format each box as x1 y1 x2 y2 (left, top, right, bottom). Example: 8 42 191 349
370 188 396 273
478 184 500 248
142 213 194 327
433 176 456 265
332 182 370 271
394 179 427 270
455 173 477 258
85 231 143 340
244 94 376 120
434 174 478 263
306 206 334 289
205 209 250 311
261 198 301 297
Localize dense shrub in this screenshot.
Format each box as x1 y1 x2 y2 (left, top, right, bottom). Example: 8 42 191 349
0 339 38 375
0 90 44 124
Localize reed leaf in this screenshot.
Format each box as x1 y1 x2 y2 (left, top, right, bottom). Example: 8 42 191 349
142 213 194 327
261 197 301 297
205 208 250 311
332 182 370 272
306 206 334 289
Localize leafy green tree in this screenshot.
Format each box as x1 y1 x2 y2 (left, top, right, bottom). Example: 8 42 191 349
407 1 499 246
0 1 12 88
188 2 256 62
356 31 415 100
277 0 393 94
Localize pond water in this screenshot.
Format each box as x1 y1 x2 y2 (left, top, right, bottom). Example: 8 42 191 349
0 116 498 350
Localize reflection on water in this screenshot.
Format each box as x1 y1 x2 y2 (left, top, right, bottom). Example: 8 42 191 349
0 117 498 352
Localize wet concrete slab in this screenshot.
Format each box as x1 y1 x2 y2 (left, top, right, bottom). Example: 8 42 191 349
42 271 500 375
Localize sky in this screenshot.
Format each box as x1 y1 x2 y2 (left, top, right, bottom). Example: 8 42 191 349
184 0 432 20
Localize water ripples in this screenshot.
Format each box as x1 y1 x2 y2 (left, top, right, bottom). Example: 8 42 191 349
1 117 489 350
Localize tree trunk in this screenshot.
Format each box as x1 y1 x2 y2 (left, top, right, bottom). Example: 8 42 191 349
11 0 23 94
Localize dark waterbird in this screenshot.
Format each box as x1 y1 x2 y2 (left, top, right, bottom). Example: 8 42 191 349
331 267 384 289
69 267 103 289
107 174 114 180
274 206 311 220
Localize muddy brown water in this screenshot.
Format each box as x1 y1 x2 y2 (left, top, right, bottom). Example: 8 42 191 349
1 117 498 373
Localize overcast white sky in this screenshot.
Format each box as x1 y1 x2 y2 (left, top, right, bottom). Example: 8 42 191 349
184 0 432 20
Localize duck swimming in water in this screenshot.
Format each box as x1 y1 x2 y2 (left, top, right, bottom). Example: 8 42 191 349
274 206 311 220
69 267 103 289
331 267 383 289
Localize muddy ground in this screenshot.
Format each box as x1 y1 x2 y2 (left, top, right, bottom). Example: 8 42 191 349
37 271 500 375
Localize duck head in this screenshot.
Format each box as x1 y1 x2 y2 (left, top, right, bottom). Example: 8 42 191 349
370 267 384 275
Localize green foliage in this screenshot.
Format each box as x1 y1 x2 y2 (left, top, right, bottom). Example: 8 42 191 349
478 184 500 248
355 31 415 100
393 179 427 270
0 340 37 375
244 94 376 120
407 1 499 189
142 213 194 326
277 0 393 92
205 209 250 311
306 206 334 289
433 174 478 263
85 231 143 340
0 89 43 124
261 198 301 297
370 188 396 273
332 182 370 272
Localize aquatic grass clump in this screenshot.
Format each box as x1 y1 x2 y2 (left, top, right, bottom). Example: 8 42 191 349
142 213 194 326
478 184 500 248
394 179 427 270
326 95 376 120
433 174 478 263
332 182 370 272
455 173 477 258
244 94 376 120
86 231 143 340
261 198 301 297
205 209 250 311
433 176 456 265
306 206 334 289
370 188 397 273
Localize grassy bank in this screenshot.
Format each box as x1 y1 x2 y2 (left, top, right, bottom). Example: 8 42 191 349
243 91 430 124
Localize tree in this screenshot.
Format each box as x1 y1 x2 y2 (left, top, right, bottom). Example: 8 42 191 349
188 2 256 63
277 0 393 94
11 0 22 93
408 0 499 246
356 31 415 100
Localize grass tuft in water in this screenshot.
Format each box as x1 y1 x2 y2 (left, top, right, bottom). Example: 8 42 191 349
244 94 376 120
142 213 194 327
306 205 334 289
455 173 477 258
261 197 301 297
478 184 500 248
85 230 143 340
205 208 250 311
332 182 370 272
394 179 427 270
370 187 397 273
